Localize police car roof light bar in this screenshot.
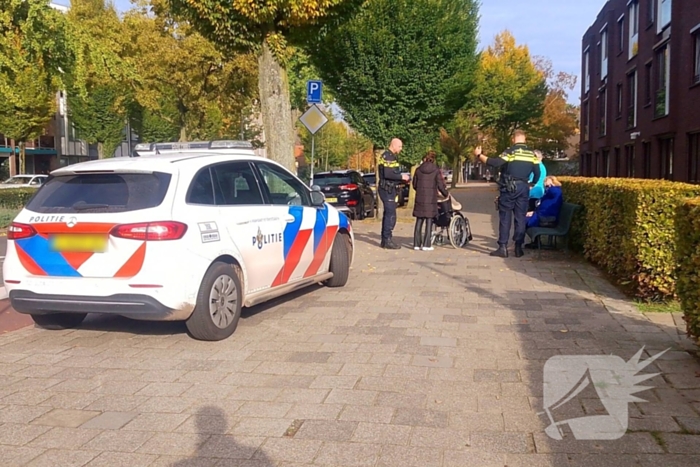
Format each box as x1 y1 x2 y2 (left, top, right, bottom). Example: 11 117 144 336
209 140 254 149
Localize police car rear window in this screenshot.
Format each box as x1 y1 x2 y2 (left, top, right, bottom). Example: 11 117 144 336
26 172 172 213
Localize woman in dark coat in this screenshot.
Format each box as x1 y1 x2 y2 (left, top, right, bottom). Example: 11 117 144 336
412 151 449 250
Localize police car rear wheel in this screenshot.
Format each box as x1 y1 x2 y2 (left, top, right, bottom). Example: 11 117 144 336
187 262 242 341
324 233 350 288
31 313 87 330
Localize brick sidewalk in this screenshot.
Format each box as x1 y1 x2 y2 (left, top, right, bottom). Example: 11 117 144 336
0 189 699 466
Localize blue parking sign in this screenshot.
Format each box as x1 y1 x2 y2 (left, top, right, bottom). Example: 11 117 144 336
306 80 323 104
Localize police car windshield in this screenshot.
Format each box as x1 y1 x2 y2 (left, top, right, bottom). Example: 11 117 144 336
26 172 172 213
312 175 352 186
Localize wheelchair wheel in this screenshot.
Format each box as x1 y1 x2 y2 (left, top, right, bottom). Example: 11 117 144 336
431 224 444 246
448 213 469 249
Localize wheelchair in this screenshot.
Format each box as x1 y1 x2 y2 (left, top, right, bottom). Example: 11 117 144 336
430 196 473 249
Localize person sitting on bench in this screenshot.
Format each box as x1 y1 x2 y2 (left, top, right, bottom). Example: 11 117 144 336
525 176 563 246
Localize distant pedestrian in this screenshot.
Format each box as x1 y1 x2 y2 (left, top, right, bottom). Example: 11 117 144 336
474 129 541 258
377 138 409 249
412 151 449 251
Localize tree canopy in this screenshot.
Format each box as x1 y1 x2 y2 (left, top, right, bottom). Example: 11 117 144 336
121 7 259 143
0 0 78 171
65 0 135 159
311 0 480 165
160 0 365 172
469 30 547 153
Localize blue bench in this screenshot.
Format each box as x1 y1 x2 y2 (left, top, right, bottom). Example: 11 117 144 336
525 202 581 259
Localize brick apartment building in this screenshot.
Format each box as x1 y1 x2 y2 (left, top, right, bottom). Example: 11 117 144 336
579 0 700 182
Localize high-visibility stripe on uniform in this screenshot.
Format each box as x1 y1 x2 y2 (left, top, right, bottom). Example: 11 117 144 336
501 149 538 164
377 154 400 167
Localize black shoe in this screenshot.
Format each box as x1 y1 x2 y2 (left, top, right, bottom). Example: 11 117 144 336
514 244 524 258
489 246 508 258
382 239 401 250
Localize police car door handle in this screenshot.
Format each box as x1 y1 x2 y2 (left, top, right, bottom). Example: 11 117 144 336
283 215 295 223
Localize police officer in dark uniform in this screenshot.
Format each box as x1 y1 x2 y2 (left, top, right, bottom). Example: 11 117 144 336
377 138 409 249
474 129 541 258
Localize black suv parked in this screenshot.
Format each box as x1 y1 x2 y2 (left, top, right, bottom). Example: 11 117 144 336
312 170 376 220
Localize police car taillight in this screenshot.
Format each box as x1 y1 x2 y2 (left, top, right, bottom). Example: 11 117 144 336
7 223 37 240
110 222 188 241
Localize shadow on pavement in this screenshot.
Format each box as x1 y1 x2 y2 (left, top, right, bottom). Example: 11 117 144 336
70 283 325 337
171 406 275 466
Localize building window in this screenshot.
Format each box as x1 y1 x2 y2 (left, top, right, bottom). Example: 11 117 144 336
627 71 637 129
614 147 621 176
690 133 700 183
601 28 609 79
648 0 655 25
625 145 635 178
618 16 625 53
602 149 610 177
659 137 674 180
584 48 590 93
644 62 652 106
643 141 652 178
629 1 639 59
694 32 700 85
599 88 607 136
658 0 671 33
655 44 670 118
583 101 590 142
617 83 623 118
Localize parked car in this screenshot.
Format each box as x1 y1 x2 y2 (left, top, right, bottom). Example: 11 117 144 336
0 174 47 189
3 140 354 341
313 170 375 220
442 170 453 184
362 173 377 198
398 172 411 207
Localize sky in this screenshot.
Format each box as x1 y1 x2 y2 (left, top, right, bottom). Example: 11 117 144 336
54 0 607 104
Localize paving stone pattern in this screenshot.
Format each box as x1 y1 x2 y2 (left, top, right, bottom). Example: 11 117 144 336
0 188 699 466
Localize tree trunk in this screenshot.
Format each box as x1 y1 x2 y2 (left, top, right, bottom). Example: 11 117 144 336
19 142 26 175
258 40 295 172
179 126 187 143
407 164 417 211
374 147 383 221
9 139 17 176
451 157 460 189
97 142 104 160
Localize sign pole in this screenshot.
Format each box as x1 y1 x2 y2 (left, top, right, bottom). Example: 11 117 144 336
310 134 315 186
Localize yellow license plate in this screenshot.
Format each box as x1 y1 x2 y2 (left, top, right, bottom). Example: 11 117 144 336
50 235 108 253
326 197 337 203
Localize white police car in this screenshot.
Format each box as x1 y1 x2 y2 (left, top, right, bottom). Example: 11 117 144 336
3 141 354 341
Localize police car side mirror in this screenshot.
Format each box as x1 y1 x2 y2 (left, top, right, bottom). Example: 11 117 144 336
311 184 321 192
310 190 326 207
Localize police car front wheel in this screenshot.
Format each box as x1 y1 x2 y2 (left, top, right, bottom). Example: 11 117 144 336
324 232 351 288
187 261 243 341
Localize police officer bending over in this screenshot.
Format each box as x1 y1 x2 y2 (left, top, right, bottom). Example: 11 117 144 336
474 129 541 258
377 138 409 249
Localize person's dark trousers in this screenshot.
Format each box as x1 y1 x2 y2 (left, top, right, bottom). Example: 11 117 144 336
414 218 425 248
422 218 433 248
497 182 530 247
379 187 397 244
413 217 433 249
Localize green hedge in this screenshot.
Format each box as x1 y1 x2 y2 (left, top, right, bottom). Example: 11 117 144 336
675 198 700 343
0 188 37 209
559 177 700 301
